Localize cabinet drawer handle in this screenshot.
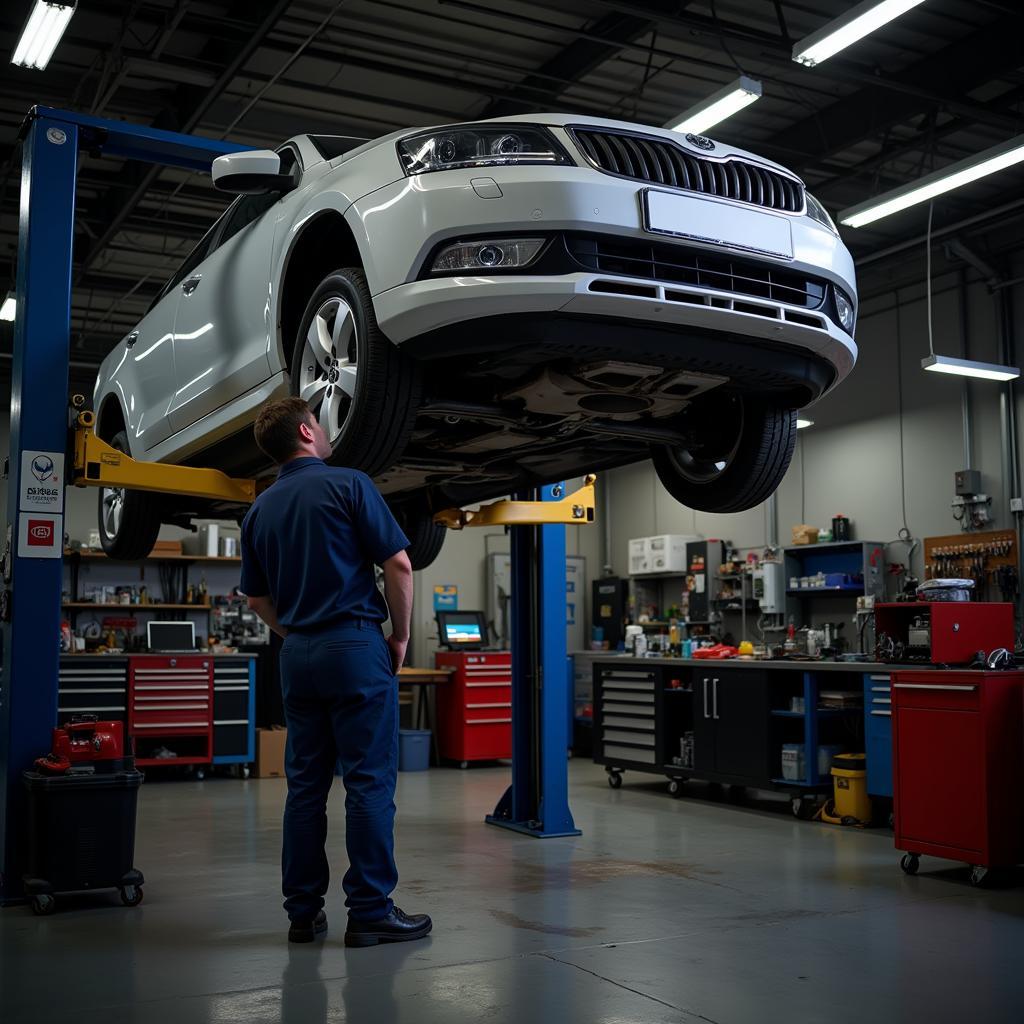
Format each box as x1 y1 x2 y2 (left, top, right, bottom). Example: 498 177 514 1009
892 683 977 692
870 709 891 717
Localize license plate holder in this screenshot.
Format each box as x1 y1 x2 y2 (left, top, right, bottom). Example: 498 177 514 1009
642 188 794 259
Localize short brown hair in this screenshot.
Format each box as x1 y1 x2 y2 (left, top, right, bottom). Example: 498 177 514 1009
254 397 313 464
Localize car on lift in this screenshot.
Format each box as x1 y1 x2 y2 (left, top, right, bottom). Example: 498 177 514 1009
93 113 857 566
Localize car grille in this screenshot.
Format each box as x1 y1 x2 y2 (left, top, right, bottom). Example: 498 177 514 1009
570 128 804 213
565 235 826 310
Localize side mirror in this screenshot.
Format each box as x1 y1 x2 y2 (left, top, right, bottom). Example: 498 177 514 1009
212 150 295 195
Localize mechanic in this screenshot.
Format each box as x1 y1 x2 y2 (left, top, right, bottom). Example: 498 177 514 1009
241 396 431 948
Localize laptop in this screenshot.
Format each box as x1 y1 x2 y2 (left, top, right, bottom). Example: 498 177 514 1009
146 621 196 652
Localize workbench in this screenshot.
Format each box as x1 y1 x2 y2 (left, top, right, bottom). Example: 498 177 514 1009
585 655 918 814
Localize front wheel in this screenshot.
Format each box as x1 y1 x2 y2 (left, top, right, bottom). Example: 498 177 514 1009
98 430 162 560
391 504 446 570
651 400 797 513
291 268 421 477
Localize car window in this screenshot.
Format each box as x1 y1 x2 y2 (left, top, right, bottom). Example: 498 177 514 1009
146 147 301 314
309 134 368 160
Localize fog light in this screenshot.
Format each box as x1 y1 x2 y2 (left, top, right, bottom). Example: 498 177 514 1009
432 238 545 273
835 288 855 332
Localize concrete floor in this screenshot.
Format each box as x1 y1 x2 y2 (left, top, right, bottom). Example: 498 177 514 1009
2 762 1024 1024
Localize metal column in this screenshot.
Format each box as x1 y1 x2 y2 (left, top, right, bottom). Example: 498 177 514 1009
0 107 246 902
486 483 580 838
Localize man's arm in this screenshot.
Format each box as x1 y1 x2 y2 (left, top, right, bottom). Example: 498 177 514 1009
247 595 288 639
382 549 413 674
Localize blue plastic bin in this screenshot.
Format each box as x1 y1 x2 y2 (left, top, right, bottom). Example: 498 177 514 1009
398 728 431 771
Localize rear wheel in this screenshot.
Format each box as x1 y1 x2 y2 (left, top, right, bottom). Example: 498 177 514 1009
98 431 162 560
290 268 420 477
392 504 447 570
651 398 797 513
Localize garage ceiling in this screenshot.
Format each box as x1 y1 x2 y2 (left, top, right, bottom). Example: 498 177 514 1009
0 0 1022 377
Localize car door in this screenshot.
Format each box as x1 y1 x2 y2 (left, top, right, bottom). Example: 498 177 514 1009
167 147 301 431
116 228 218 453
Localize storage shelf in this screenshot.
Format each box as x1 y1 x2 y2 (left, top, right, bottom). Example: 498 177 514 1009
770 710 805 717
771 707 851 717
786 588 864 596
65 551 240 563
62 602 211 611
770 777 830 788
629 571 688 579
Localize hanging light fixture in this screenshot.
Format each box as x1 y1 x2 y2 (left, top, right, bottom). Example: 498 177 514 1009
11 1 77 71
666 76 763 136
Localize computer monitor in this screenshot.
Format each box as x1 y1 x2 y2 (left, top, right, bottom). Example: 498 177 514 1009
147 621 196 652
436 611 489 650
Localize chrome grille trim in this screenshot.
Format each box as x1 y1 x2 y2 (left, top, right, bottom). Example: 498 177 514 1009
569 127 805 214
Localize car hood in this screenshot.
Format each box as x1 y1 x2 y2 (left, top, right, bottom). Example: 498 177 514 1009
305 113 802 183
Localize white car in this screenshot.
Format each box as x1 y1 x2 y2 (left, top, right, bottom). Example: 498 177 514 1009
93 113 857 565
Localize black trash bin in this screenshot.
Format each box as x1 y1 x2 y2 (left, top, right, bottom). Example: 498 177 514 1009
22 769 145 915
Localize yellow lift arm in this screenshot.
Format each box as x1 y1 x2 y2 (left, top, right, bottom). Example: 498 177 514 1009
70 408 256 506
69 398 596 529
433 475 596 530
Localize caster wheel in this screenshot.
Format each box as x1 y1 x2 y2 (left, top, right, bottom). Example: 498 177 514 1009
31 894 55 916
242 766 251 779
667 779 683 798
607 772 623 789
120 885 144 907
969 865 990 888
900 853 920 876
791 797 804 818
459 761 469 770
195 769 206 781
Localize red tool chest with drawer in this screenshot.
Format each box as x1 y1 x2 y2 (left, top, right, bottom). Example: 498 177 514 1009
434 651 512 763
892 670 1024 878
128 656 214 768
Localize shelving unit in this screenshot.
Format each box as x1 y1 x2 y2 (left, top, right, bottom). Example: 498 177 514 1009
63 602 211 610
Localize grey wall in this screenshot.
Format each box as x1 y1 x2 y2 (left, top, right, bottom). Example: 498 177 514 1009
603 264 1024 594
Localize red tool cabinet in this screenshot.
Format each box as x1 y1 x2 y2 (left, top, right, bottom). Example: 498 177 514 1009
128 656 213 768
892 670 1024 884
434 651 512 765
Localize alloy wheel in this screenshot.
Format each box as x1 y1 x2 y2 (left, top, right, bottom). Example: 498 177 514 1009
297 295 359 445
101 486 125 538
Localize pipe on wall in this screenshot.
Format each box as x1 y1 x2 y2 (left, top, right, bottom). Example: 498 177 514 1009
959 269 973 471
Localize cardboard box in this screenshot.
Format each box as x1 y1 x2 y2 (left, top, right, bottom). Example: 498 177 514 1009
255 726 287 778
791 524 820 546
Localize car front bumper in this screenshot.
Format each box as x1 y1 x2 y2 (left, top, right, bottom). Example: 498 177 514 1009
352 165 858 395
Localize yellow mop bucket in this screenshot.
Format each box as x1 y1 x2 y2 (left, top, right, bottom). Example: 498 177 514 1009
818 753 872 826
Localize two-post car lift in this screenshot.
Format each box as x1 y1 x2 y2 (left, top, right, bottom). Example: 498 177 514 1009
1 107 586 900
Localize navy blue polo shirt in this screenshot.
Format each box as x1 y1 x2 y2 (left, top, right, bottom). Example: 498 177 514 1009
239 458 409 630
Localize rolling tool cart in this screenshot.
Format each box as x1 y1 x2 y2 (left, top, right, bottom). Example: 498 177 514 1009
22 717 144 915
892 669 1024 886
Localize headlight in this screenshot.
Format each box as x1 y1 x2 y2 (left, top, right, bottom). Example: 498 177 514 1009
431 238 545 273
805 192 838 234
834 287 855 333
398 125 571 174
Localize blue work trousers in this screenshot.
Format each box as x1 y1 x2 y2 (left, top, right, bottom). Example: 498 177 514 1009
278 621 398 922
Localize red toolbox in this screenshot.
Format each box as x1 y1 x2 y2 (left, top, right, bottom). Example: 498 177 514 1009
434 651 512 765
129 656 213 768
892 669 1024 884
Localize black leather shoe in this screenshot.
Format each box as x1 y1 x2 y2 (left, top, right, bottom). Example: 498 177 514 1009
288 909 328 943
344 907 432 947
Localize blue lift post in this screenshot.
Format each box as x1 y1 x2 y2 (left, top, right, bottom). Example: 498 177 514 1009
0 107 247 903
486 483 581 839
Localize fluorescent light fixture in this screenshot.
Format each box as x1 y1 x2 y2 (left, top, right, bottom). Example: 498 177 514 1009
792 0 926 67
796 418 814 429
667 75 762 136
0 295 15 321
921 354 1019 382
839 133 1024 228
11 1 77 70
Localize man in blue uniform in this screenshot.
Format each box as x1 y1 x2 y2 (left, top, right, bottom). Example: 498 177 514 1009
241 396 431 947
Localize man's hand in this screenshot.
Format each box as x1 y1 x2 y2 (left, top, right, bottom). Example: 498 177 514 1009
387 634 408 675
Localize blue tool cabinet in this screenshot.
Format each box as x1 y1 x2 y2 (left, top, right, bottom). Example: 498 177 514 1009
863 671 893 798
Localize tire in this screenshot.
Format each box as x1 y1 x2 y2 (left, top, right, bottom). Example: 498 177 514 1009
32 894 55 916
900 853 919 876
290 268 420 476
393 505 446 570
607 771 623 789
651 399 797 513
98 431 162 560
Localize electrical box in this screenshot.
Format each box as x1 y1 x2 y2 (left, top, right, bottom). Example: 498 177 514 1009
955 469 981 496
753 561 785 614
